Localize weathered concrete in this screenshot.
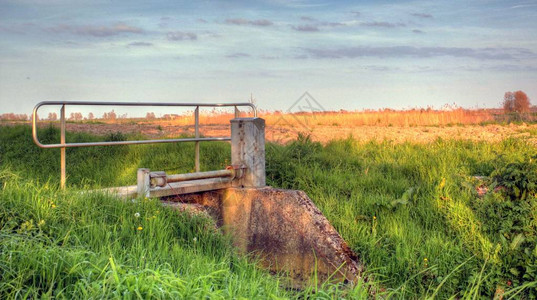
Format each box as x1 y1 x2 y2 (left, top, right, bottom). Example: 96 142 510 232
97 185 138 198
230 118 266 188
167 187 364 288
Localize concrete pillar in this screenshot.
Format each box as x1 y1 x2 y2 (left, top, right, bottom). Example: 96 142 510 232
137 168 150 198
230 118 265 187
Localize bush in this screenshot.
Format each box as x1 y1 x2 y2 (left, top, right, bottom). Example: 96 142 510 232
473 155 537 297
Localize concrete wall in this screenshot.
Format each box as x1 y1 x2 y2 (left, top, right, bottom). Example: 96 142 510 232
167 187 364 288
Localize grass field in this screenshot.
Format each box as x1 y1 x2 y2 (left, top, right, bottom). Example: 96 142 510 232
1 124 537 298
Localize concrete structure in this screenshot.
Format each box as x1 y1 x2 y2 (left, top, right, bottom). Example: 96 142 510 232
94 116 364 289
165 187 364 288
231 118 266 188
134 117 266 198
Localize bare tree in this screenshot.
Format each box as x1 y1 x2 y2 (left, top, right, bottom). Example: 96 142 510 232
87 112 94 120
48 112 58 121
146 112 156 119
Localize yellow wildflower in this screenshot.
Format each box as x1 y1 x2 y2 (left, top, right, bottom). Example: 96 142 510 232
137 226 143 231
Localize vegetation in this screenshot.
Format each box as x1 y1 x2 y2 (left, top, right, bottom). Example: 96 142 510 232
503 91 533 123
1 125 537 298
267 134 537 298
503 91 531 114
6 104 537 127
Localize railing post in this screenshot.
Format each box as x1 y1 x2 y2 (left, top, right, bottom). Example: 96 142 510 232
137 168 150 198
60 104 66 189
194 106 200 172
230 118 265 187
234 106 239 118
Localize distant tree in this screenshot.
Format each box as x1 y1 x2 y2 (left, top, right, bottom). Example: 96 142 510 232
102 110 117 120
503 90 531 114
69 112 83 121
3 113 29 121
87 112 94 120
146 112 156 119
47 112 57 121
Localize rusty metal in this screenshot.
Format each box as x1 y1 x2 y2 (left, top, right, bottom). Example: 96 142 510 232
31 101 257 189
149 169 234 188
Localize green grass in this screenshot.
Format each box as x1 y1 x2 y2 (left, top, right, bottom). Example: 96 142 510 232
267 135 537 298
0 171 291 298
1 125 537 298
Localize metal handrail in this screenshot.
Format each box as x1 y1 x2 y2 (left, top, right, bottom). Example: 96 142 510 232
31 100 257 188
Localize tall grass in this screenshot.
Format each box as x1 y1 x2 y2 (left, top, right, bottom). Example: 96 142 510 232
0 126 373 299
0 169 291 298
266 134 537 298
25 107 515 127
2 125 536 298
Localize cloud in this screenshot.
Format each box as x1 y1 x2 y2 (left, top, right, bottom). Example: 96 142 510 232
197 18 208 23
226 52 250 58
47 23 143 37
412 29 425 34
260 55 279 60
127 41 153 47
166 31 197 41
302 46 536 60
0 23 36 34
300 16 316 22
484 64 537 72
350 11 361 17
292 24 319 32
361 21 406 28
363 65 398 71
511 4 537 9
225 18 273 26
319 21 345 27
410 12 433 18
291 21 345 32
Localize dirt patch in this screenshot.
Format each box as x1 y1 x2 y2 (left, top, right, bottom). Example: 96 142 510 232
7 121 537 145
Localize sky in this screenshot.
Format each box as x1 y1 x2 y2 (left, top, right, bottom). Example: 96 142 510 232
1 0 537 115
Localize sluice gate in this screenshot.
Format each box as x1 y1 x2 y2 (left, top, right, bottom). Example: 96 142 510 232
32 101 364 288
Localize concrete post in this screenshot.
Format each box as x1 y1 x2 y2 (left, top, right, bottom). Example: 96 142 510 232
137 168 150 198
230 118 265 187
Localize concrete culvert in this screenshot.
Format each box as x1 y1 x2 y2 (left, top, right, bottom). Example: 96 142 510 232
164 187 365 289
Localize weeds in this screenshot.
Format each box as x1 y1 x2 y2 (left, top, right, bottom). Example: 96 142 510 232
1 125 537 298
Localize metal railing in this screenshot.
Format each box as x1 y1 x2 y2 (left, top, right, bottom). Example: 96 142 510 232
32 101 257 189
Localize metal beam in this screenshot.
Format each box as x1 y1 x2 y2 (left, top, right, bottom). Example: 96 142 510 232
60 105 66 189
194 106 200 172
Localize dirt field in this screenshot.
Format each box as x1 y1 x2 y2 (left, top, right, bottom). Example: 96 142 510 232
10 120 537 145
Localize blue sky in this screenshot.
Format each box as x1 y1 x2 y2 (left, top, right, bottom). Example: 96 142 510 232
1 0 536 114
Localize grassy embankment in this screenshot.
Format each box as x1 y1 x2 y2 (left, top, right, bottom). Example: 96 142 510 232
1 125 537 298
